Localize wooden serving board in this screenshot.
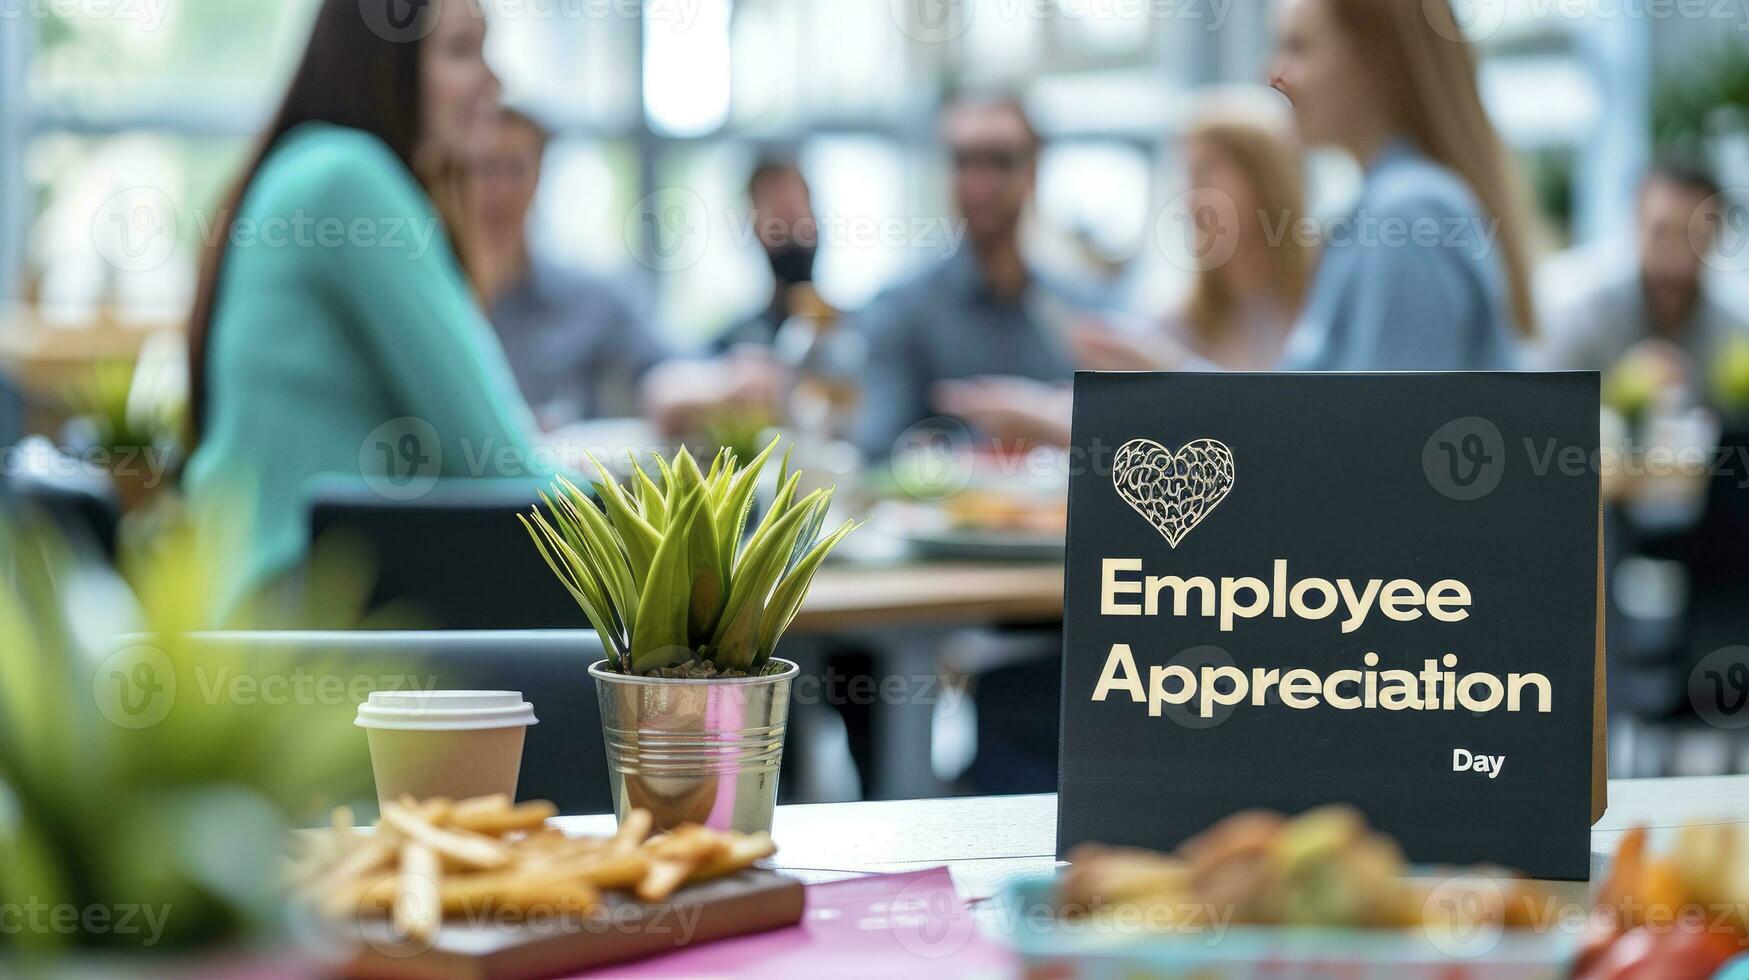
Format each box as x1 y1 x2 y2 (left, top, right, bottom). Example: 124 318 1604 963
335 868 804 980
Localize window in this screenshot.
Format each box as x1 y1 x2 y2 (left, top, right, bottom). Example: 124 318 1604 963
0 0 1654 337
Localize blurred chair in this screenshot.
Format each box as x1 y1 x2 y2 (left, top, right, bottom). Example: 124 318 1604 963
3 440 122 558
307 476 584 630
1612 427 1749 776
174 630 612 814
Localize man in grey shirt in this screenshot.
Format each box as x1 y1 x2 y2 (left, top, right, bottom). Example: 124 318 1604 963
852 95 1106 459
471 109 671 429
1538 164 1749 398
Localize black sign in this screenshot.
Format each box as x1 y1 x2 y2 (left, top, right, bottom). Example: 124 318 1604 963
1058 372 1603 880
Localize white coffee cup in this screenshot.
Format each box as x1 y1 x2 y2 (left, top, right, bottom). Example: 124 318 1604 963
355 691 538 808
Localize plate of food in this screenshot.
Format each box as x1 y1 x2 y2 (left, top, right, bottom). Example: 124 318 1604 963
877 490 1067 562
997 804 1580 980
288 795 803 980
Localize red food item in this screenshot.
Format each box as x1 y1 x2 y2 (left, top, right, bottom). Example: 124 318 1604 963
1571 926 1743 980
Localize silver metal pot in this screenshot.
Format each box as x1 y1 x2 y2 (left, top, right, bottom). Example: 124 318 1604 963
590 659 797 834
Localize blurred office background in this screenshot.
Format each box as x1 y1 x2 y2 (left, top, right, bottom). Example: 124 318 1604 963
10 1 1748 335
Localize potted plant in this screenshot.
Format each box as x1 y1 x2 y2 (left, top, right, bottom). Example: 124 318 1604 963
1712 334 1749 433
0 515 371 975
521 439 857 833
54 358 184 515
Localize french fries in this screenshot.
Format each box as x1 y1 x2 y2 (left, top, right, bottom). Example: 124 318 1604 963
395 843 442 945
287 795 778 945
381 801 515 871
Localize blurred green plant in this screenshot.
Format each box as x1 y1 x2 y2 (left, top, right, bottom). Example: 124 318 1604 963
1712 334 1749 419
53 359 183 461
696 407 777 472
522 439 858 677
1603 353 1666 427
0 515 375 962
1525 147 1576 247
1653 42 1749 155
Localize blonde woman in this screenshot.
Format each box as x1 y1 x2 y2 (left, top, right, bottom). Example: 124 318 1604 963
940 102 1315 445
1266 0 1536 369
1077 101 1315 372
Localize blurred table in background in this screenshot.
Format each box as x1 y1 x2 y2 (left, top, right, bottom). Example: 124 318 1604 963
785 550 1066 803
793 560 1063 634
0 309 181 437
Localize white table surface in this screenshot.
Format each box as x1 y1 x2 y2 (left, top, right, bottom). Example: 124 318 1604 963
557 775 1749 903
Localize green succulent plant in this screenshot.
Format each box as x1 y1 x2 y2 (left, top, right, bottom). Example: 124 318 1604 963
521 439 858 676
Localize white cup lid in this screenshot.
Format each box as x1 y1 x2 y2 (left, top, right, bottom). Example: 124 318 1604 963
355 690 538 731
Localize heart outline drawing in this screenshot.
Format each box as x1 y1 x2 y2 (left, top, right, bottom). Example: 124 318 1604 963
1111 438 1236 548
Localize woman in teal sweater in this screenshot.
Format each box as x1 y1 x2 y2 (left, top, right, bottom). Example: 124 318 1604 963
184 0 541 597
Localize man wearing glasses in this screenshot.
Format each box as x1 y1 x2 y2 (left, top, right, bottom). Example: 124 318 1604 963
851 95 1107 459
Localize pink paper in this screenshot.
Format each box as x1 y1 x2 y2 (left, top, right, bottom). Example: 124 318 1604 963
580 867 1015 979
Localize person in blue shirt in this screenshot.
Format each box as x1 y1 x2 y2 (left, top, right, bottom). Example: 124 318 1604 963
1264 0 1537 370
469 109 672 428
852 95 1108 458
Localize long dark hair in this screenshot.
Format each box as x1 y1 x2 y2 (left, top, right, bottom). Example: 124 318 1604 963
186 0 435 441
